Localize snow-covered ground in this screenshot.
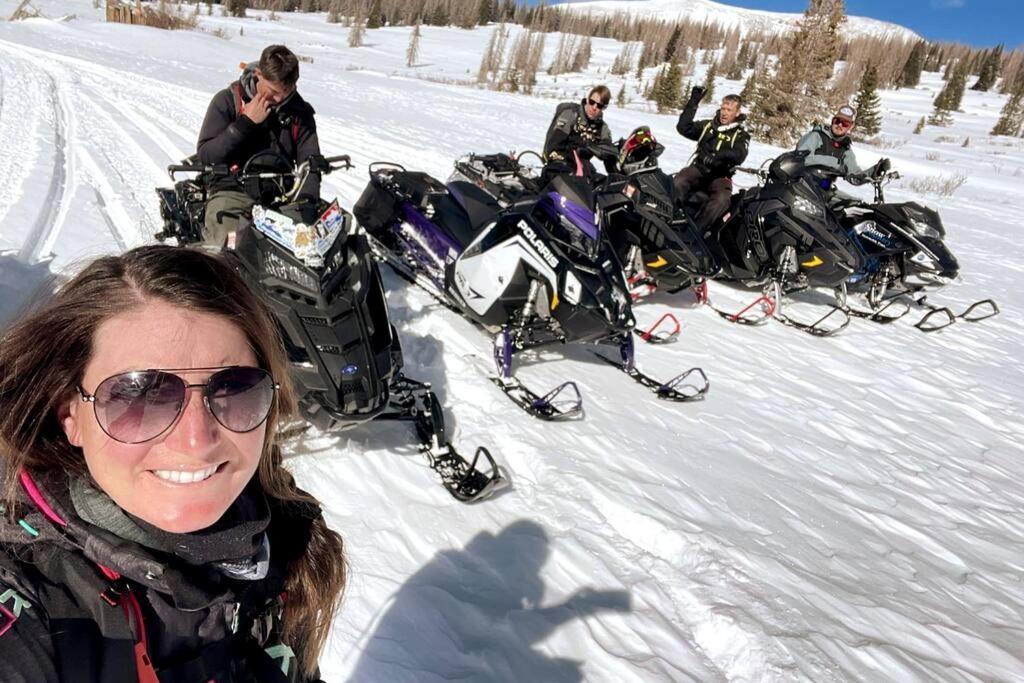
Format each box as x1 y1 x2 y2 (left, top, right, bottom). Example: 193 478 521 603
1 3 1022 681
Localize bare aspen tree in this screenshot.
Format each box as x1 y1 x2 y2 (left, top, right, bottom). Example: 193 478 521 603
348 4 366 47
406 19 421 67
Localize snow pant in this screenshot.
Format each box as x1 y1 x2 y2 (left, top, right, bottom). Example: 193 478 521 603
203 190 253 247
672 165 732 231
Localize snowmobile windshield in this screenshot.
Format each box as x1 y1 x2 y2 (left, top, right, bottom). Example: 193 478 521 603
534 176 602 263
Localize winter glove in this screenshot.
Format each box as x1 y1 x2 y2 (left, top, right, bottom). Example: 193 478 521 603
689 86 707 104
873 157 892 177
697 152 717 170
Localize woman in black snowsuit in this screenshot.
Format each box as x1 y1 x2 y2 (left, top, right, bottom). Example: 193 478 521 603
0 246 346 682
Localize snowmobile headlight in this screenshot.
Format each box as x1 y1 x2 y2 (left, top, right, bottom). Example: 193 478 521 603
793 195 824 218
910 218 941 239
562 271 583 306
910 250 937 267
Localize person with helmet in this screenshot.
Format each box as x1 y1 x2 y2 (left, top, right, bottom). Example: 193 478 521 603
795 105 891 195
672 87 750 231
542 86 618 182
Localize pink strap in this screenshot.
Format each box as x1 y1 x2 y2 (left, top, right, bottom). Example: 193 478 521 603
573 150 584 177
18 470 67 527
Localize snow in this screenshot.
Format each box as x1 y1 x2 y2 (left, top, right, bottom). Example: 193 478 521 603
552 0 920 42
0 3 1022 681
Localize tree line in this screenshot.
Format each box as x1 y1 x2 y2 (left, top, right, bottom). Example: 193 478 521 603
204 0 1024 140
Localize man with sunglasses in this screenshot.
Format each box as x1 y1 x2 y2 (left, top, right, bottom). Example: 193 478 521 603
795 105 891 194
197 44 322 246
672 87 750 232
543 86 618 181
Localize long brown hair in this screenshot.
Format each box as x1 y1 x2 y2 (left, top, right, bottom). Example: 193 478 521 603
0 245 345 677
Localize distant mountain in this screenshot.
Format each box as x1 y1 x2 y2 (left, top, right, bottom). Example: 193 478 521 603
552 0 920 42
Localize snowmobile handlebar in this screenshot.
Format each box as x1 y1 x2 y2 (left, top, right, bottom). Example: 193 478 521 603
166 154 353 182
735 166 768 181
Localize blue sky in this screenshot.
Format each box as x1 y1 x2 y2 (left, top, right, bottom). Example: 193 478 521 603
714 0 1021 47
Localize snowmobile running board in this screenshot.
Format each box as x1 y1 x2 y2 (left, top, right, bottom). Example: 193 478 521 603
379 375 507 503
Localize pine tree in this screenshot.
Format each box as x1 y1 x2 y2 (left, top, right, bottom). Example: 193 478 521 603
991 84 1024 136
477 0 495 25
912 116 925 134
406 20 422 67
928 61 966 125
971 44 1002 91
225 0 247 17
853 63 882 137
616 82 627 107
748 0 847 145
366 0 383 29
663 26 682 63
656 59 683 113
899 41 926 88
740 67 758 103
702 60 717 100
947 60 969 111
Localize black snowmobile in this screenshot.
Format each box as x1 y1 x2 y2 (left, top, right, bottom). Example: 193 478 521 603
698 151 869 336
599 126 720 297
155 152 505 502
353 160 709 420
835 168 998 332
451 139 714 341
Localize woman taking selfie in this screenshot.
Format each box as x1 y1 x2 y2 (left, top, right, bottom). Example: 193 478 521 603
0 245 346 681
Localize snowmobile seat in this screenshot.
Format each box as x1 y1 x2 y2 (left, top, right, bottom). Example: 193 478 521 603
394 171 449 209
430 191 490 252
448 180 502 231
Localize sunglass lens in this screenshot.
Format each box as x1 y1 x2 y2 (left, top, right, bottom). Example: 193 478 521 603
206 367 275 433
94 371 185 444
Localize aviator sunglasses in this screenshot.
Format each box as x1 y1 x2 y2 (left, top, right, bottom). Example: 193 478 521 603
76 366 278 444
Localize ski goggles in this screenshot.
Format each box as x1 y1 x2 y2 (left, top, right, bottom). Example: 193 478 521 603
76 366 278 444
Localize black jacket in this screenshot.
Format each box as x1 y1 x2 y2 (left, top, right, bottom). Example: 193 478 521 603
0 470 322 682
197 68 321 200
676 101 749 177
542 100 616 176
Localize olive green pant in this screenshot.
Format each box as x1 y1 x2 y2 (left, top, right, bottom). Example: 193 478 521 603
203 190 253 247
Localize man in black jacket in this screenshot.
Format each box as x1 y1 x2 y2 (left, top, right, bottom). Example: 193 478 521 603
197 44 321 246
542 85 618 182
673 87 750 231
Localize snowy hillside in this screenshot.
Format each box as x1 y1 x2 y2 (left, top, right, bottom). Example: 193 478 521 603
553 0 920 42
1 2 1022 681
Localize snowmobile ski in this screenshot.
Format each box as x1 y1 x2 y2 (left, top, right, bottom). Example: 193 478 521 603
380 374 507 502
592 336 709 402
490 376 584 420
635 313 681 344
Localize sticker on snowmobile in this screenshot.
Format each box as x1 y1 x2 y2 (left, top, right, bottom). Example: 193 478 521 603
517 220 559 269
252 205 298 254
313 200 346 257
